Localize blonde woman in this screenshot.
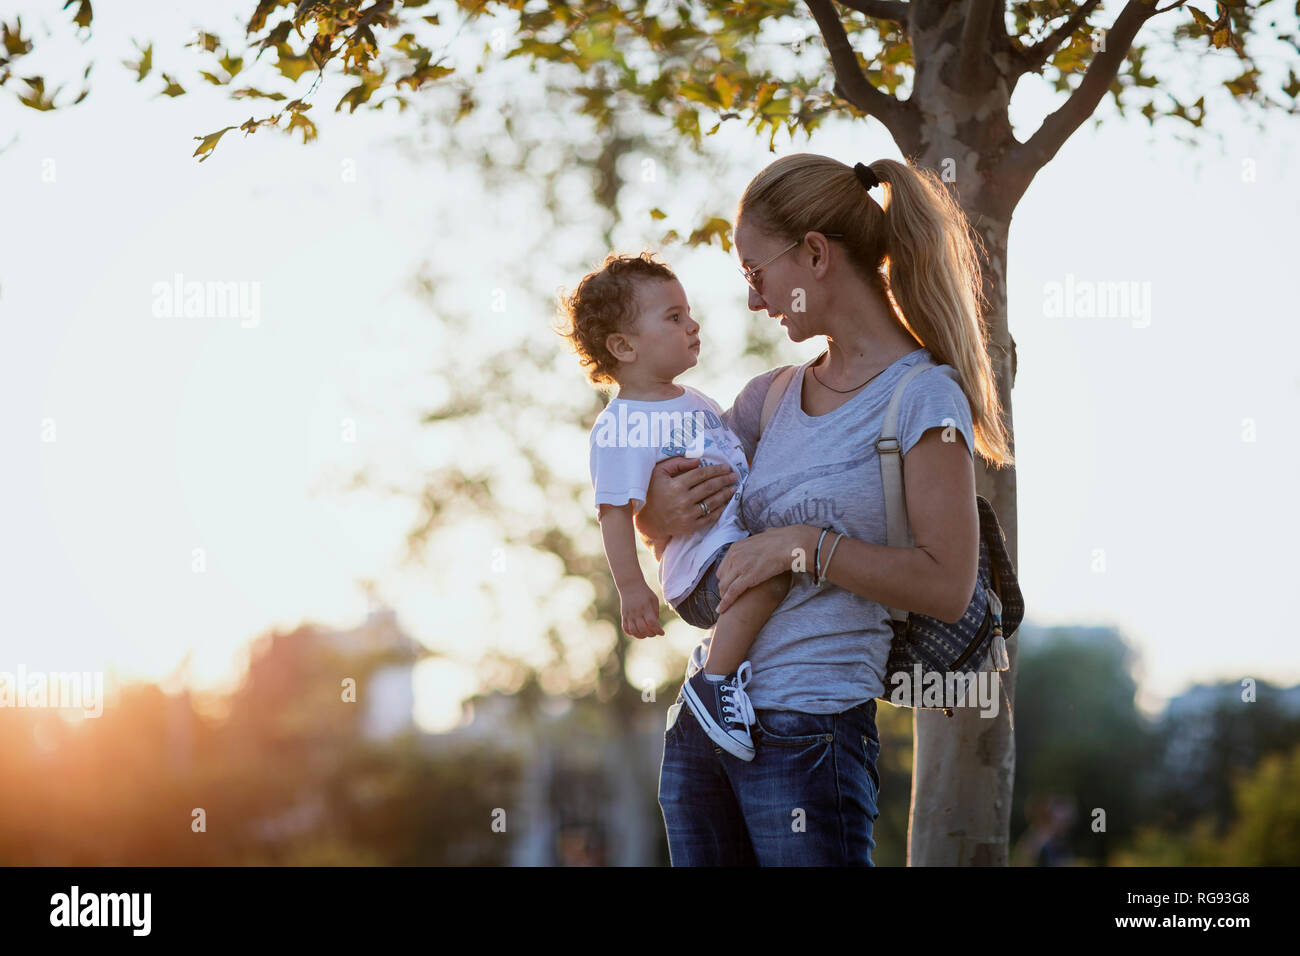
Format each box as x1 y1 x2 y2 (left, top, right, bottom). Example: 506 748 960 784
634 154 1014 866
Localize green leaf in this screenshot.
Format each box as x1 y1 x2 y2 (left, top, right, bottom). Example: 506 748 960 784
159 72 185 97
123 41 152 82
18 75 55 110
674 106 700 146
1282 69 1300 100
192 125 236 162
232 87 287 101
3 19 34 59
712 72 735 109
686 216 733 253
504 39 566 62
286 108 317 143
881 41 912 67
336 72 385 113
678 80 719 107
760 94 791 118
63 0 91 31
274 43 316 82
571 26 621 69
1224 68 1259 96
191 31 220 54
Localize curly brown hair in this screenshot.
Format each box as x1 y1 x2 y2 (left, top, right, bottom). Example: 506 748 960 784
552 251 677 388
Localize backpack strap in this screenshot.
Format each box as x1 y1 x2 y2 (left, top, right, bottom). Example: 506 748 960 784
878 359 936 622
758 365 797 438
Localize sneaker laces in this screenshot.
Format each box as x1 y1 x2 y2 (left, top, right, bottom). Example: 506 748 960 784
720 661 755 739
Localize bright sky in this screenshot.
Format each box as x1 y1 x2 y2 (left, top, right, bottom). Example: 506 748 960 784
2 2 1297 727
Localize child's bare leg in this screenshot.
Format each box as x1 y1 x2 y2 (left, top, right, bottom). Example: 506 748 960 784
703 571 793 675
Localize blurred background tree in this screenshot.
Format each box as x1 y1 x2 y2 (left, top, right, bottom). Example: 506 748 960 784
1112 741 1300 865
2 618 1295 864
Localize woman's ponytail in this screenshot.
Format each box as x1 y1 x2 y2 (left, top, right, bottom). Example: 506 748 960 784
871 158 1013 466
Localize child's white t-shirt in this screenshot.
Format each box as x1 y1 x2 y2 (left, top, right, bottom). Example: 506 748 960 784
588 383 750 606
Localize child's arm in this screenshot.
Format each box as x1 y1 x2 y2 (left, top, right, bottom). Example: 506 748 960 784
599 503 665 638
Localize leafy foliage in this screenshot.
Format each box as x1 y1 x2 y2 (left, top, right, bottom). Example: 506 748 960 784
2 1 1293 165
1113 741 1300 866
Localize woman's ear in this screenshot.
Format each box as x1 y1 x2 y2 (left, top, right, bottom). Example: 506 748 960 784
805 232 831 272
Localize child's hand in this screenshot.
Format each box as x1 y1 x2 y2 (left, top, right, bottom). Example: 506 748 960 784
619 583 665 639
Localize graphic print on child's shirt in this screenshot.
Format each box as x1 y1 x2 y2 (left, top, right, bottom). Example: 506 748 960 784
588 384 751 605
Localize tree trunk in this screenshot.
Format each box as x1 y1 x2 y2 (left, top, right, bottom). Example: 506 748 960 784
907 215 1019 866
897 0 1023 869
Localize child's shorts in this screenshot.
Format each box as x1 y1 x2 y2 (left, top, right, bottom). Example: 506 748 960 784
670 541 734 629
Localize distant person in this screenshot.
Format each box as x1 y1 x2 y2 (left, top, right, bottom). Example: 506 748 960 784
1014 795 1076 866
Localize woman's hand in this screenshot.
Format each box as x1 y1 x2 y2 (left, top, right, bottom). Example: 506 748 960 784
619 582 665 639
634 457 739 542
715 525 816 615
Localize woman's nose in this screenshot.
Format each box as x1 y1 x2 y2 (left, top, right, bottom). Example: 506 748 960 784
747 286 765 311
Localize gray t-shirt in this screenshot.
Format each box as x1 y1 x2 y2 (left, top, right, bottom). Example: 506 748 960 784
687 346 976 714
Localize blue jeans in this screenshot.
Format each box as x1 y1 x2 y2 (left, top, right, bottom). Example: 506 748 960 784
658 691 881 865
671 542 733 629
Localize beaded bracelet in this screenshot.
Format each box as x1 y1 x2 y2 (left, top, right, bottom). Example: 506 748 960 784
812 527 831 586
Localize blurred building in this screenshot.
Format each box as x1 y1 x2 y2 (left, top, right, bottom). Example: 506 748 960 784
235 605 670 864
319 605 424 741
238 602 428 743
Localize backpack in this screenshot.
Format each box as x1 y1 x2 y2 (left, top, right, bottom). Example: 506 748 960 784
756 358 1024 724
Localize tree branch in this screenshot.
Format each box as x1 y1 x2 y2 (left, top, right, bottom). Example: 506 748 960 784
958 0 999 88
804 0 918 149
1002 0 1165 195
1018 0 1102 75
834 0 910 21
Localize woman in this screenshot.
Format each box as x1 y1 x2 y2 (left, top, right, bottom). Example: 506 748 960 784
633 154 1014 866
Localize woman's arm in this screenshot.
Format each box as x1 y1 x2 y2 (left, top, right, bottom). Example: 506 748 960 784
811 428 979 621
713 429 978 621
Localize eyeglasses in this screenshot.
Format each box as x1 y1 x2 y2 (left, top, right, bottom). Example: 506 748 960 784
738 233 845 294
